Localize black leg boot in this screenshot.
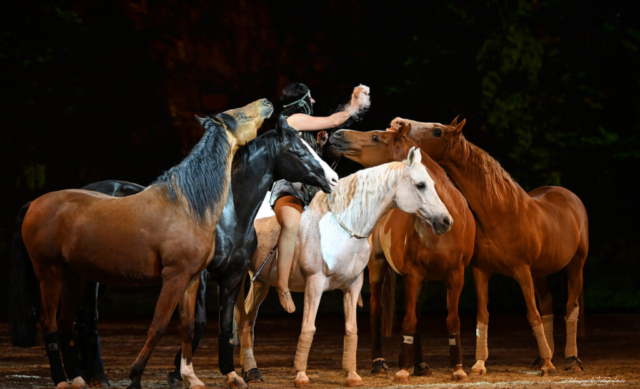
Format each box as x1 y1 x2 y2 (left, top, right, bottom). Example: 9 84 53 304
44 331 68 386
60 331 83 380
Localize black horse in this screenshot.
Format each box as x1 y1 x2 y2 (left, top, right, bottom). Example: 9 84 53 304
9 115 337 388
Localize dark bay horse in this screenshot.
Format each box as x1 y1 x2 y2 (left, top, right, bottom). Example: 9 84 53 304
10 115 337 388
19 99 273 389
330 124 475 382
392 117 588 376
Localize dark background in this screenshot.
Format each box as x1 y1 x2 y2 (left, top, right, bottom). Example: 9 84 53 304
1 0 639 319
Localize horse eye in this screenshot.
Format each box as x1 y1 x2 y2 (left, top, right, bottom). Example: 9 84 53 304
372 135 379 142
433 128 443 138
238 112 247 119
416 182 426 190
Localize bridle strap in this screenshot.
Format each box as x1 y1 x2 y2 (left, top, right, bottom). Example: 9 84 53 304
326 195 368 239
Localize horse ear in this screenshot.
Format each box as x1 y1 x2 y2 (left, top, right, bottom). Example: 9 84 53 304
450 116 459 126
398 122 412 138
407 146 422 166
454 118 466 136
195 115 208 127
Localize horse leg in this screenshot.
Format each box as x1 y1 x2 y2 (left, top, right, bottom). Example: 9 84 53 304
178 277 206 389
446 269 466 381
470 265 491 376
127 275 190 389
168 270 208 389
237 275 270 383
218 271 247 388
58 270 85 385
368 251 389 375
532 276 554 368
395 272 421 383
342 273 364 387
513 268 556 376
564 251 586 372
293 275 325 387
35 263 70 388
412 281 431 377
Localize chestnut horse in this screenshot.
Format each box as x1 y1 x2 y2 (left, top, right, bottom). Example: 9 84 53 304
330 124 475 382
20 99 273 389
392 116 588 376
236 148 453 387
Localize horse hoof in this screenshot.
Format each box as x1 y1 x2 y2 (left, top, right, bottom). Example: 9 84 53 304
71 377 88 389
371 359 389 375
565 356 584 371
414 362 432 376
294 379 311 387
167 372 183 389
347 378 364 387
531 356 544 369
470 367 486 376
394 372 410 383
229 378 248 388
242 368 264 383
57 382 72 389
540 367 557 377
452 369 467 381
90 373 111 387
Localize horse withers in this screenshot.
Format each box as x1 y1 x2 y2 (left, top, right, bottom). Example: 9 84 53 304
392 116 588 376
236 147 453 387
19 99 272 389
330 123 475 382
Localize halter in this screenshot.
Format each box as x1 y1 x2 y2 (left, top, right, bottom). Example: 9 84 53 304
282 90 312 115
326 194 368 239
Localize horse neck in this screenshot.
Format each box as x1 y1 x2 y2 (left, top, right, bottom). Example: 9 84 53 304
324 163 402 236
438 136 527 219
415 148 461 209
230 135 276 228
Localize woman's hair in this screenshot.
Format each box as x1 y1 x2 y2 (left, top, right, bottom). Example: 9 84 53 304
281 82 314 116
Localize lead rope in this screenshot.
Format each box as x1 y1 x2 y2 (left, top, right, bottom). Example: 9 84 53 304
326 194 368 239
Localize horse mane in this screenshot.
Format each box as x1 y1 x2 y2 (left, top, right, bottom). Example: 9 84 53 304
154 116 233 221
311 162 405 229
459 135 520 203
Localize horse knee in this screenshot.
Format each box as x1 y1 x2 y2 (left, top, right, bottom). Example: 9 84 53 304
446 315 460 333
301 326 316 337
345 322 358 336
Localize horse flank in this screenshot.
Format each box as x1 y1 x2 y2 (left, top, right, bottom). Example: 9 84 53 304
311 162 405 233
459 135 520 204
154 116 234 222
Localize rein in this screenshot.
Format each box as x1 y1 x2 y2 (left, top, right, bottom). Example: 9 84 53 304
326 194 368 239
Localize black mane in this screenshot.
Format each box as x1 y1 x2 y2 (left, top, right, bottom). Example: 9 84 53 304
155 116 232 221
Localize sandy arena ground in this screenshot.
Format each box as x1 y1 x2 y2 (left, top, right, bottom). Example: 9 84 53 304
1 312 638 388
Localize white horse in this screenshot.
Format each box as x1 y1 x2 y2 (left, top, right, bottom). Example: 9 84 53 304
235 147 453 387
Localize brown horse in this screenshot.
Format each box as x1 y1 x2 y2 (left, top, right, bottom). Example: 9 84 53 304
330 124 475 382
21 99 273 389
390 116 588 376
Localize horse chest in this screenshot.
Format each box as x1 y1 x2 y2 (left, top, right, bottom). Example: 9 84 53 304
317 213 370 277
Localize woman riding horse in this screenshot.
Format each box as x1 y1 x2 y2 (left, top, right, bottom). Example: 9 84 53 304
270 82 370 313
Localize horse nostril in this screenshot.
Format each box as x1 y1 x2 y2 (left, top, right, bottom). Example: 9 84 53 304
442 216 451 227
334 131 342 138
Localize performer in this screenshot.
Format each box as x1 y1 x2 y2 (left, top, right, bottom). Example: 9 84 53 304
270 82 370 313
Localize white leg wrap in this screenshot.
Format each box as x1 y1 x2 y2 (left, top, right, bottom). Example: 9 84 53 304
475 323 488 361
242 348 257 370
294 332 314 372
542 314 554 355
565 307 579 358
532 324 553 359
342 335 358 371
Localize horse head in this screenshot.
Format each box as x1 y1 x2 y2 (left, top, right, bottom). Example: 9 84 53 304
273 115 338 194
202 98 274 147
388 117 466 162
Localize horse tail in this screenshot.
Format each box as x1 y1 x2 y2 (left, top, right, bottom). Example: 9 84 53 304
9 202 40 347
381 266 396 338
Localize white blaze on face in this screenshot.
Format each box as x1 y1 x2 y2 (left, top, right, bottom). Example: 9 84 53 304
300 138 339 191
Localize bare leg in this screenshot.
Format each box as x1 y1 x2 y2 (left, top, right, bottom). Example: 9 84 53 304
471 266 491 376
446 269 467 381
395 271 421 383
127 275 190 389
178 278 205 389
343 274 364 387
293 275 326 387
532 276 554 368
513 268 556 376
236 276 270 382
368 249 389 375
275 198 302 313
